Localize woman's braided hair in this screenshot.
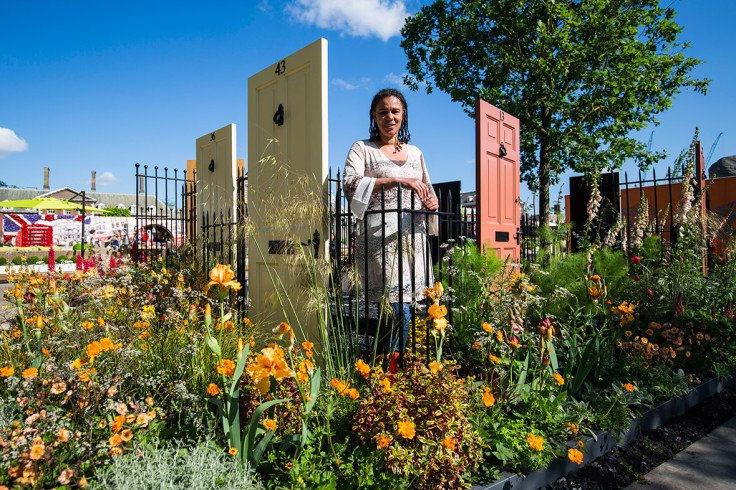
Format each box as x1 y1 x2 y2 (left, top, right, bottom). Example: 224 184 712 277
368 88 411 144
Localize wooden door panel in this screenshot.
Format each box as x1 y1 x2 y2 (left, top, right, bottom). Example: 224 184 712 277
475 99 520 262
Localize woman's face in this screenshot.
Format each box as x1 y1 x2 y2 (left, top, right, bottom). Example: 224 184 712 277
372 96 404 142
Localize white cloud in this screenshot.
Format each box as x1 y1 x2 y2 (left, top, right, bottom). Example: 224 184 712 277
331 77 372 90
383 72 425 89
0 128 29 159
286 0 410 42
332 78 358 90
96 171 118 186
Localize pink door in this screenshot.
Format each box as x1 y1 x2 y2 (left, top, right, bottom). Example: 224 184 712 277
475 98 520 262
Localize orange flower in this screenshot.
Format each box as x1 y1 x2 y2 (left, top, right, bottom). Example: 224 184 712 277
347 388 359 400
120 429 133 442
229 447 238 455
207 383 221 396
331 378 350 394
472 342 481 349
302 341 314 351
377 435 391 449
428 361 443 376
381 377 392 394
355 359 371 378
81 321 94 330
578 440 584 448
442 437 456 451
482 388 495 408
482 322 493 333
86 341 103 359
624 383 635 392
526 434 544 451
112 414 125 434
0 366 14 377
272 322 294 340
109 434 122 447
216 359 235 377
29 442 45 460
263 419 277 431
22 368 38 379
427 303 447 319
568 448 584 464
565 422 578 434
397 420 416 439
57 428 71 442
488 354 500 363
553 373 564 385
496 331 504 342
206 264 241 292
246 346 294 395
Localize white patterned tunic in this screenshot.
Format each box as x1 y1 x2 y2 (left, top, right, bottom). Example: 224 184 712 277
343 140 438 305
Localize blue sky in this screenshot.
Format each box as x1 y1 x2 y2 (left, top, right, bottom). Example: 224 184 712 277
1 0 733 212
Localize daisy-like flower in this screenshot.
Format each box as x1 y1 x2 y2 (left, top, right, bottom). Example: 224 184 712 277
568 448 584 464
526 434 544 451
263 419 277 431
229 447 238 455
397 420 416 439
29 442 45 460
376 435 391 449
442 437 456 451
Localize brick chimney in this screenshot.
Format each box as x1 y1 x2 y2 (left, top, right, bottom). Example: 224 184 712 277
43 167 50 190
91 171 96 191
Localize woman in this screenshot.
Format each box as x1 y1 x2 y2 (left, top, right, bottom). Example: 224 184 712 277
343 88 439 353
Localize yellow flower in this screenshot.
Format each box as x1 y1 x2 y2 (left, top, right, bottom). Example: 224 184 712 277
526 434 544 451
568 448 584 464
0 366 14 377
442 437 456 451
206 264 242 292
263 419 277 431
553 373 564 385
246 346 294 395
81 320 94 330
428 360 443 375
207 383 221 396
22 368 38 379
397 420 416 439
216 359 235 377
229 447 238 455
432 317 449 333
355 359 371 378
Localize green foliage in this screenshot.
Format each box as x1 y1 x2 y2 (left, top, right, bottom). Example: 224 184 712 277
0 257 6 265
11 256 22 265
26 255 40 265
353 359 484 489
91 440 261 489
103 207 131 217
401 0 709 219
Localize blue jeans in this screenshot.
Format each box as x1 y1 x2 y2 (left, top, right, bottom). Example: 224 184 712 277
389 302 412 353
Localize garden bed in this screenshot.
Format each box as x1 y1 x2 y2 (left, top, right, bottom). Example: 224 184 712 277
475 376 734 490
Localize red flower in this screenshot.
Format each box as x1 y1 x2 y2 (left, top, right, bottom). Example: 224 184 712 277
631 256 641 264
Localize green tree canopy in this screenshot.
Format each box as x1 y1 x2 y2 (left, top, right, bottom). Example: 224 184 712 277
401 0 708 224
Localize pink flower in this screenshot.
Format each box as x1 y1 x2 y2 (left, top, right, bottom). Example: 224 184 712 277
631 256 641 264
647 289 653 296
634 275 640 281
